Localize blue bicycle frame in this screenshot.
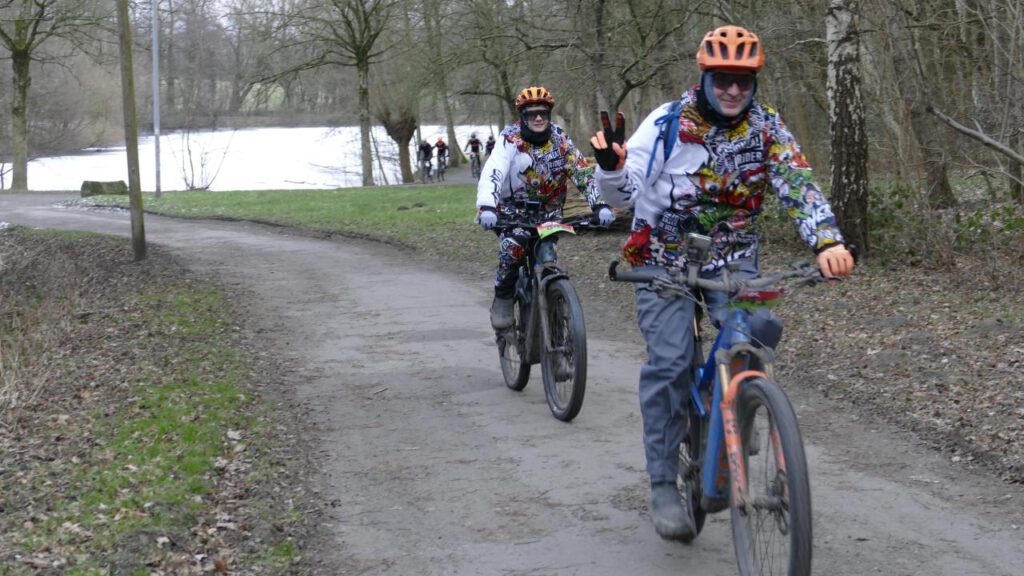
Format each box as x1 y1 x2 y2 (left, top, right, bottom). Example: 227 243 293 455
692 306 762 502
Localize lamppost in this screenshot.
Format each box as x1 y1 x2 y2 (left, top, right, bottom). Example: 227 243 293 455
152 0 161 197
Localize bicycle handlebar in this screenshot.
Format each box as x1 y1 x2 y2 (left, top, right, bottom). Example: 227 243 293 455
607 259 826 295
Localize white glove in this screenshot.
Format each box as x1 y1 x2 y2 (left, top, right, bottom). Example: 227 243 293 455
597 207 615 226
478 208 498 231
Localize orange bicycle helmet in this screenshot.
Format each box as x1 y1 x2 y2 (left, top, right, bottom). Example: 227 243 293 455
515 86 555 110
697 25 765 73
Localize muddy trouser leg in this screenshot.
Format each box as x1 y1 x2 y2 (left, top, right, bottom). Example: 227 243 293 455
494 232 526 299
636 287 696 485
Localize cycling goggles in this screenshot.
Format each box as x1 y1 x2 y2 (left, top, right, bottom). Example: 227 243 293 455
521 108 551 121
710 72 755 91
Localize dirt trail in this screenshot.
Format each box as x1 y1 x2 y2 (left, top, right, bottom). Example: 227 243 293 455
3 192 1023 575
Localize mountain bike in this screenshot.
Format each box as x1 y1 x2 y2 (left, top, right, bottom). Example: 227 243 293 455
609 232 823 576
436 155 447 181
493 208 587 422
469 152 482 179
420 158 433 183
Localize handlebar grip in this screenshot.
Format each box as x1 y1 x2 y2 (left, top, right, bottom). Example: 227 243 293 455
608 260 664 283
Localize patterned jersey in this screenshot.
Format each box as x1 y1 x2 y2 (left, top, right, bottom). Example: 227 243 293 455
595 87 844 270
476 122 601 219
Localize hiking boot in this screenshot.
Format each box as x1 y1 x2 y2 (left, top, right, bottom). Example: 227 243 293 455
650 483 695 540
490 296 514 329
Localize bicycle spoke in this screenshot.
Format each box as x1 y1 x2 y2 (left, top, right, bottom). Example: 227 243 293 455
732 377 811 576
541 278 586 422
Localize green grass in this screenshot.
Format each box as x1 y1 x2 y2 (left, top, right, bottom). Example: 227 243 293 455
82 184 479 246
0 269 288 574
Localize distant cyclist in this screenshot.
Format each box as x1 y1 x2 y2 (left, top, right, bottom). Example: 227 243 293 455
465 133 483 177
435 137 449 181
418 139 434 182
485 134 496 157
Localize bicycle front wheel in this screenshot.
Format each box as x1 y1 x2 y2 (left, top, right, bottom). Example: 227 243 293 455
540 278 586 422
731 377 812 576
499 296 530 391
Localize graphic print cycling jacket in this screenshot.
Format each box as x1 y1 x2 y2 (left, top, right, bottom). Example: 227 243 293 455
476 122 602 219
594 87 845 271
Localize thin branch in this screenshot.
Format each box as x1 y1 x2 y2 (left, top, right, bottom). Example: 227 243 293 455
927 105 1024 165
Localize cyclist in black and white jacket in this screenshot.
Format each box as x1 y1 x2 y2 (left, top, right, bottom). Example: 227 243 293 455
476 85 614 330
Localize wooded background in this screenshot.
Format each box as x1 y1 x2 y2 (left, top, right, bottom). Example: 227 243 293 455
1 0 1021 259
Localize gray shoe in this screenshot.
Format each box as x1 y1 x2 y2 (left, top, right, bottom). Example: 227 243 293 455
490 296 514 329
650 483 695 540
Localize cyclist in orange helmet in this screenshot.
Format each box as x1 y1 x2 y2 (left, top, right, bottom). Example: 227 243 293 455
435 136 448 163
590 25 854 541
476 85 614 329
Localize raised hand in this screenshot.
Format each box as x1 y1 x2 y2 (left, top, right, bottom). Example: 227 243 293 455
590 110 627 171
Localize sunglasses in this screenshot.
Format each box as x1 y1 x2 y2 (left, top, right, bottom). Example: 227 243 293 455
711 73 755 91
521 108 551 121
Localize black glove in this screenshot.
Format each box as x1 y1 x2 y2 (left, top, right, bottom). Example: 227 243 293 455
590 110 626 171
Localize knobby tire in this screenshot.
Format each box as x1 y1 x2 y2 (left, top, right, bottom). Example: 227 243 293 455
731 377 812 576
540 278 586 422
678 410 709 543
499 296 530 391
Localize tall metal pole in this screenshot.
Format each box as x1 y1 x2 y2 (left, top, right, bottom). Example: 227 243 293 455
151 0 161 197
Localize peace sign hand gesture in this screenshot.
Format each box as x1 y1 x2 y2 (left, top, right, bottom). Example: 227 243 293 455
590 110 627 171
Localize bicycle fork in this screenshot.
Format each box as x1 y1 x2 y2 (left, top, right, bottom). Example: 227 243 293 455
534 268 569 358
704 320 780 515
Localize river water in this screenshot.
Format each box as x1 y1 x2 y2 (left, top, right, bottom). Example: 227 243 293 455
20 124 494 192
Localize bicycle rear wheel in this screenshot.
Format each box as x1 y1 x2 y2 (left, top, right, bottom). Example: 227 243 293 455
499 296 530 391
731 377 812 576
540 278 586 422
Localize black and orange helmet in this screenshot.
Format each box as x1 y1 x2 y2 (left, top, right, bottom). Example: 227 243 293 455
696 25 765 73
515 86 555 110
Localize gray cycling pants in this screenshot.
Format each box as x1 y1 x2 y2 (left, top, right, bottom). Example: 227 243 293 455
635 258 758 485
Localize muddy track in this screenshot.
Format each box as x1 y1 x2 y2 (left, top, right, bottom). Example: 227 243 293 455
3 192 1023 576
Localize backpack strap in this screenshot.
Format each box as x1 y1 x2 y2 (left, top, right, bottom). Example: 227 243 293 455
645 99 684 179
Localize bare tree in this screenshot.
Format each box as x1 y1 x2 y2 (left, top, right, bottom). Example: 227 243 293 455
290 0 399 186
873 0 957 208
420 0 463 166
827 0 869 253
0 0 101 191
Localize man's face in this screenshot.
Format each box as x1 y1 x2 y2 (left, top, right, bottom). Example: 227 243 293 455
521 106 551 132
710 71 755 116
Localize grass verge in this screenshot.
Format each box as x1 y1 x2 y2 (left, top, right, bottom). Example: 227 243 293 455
0 227 310 574
80 185 479 249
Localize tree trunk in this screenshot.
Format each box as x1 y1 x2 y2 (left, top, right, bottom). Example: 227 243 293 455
827 0 870 253
358 62 374 187
10 48 30 191
887 0 957 209
377 103 417 184
116 0 146 261
422 0 460 168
